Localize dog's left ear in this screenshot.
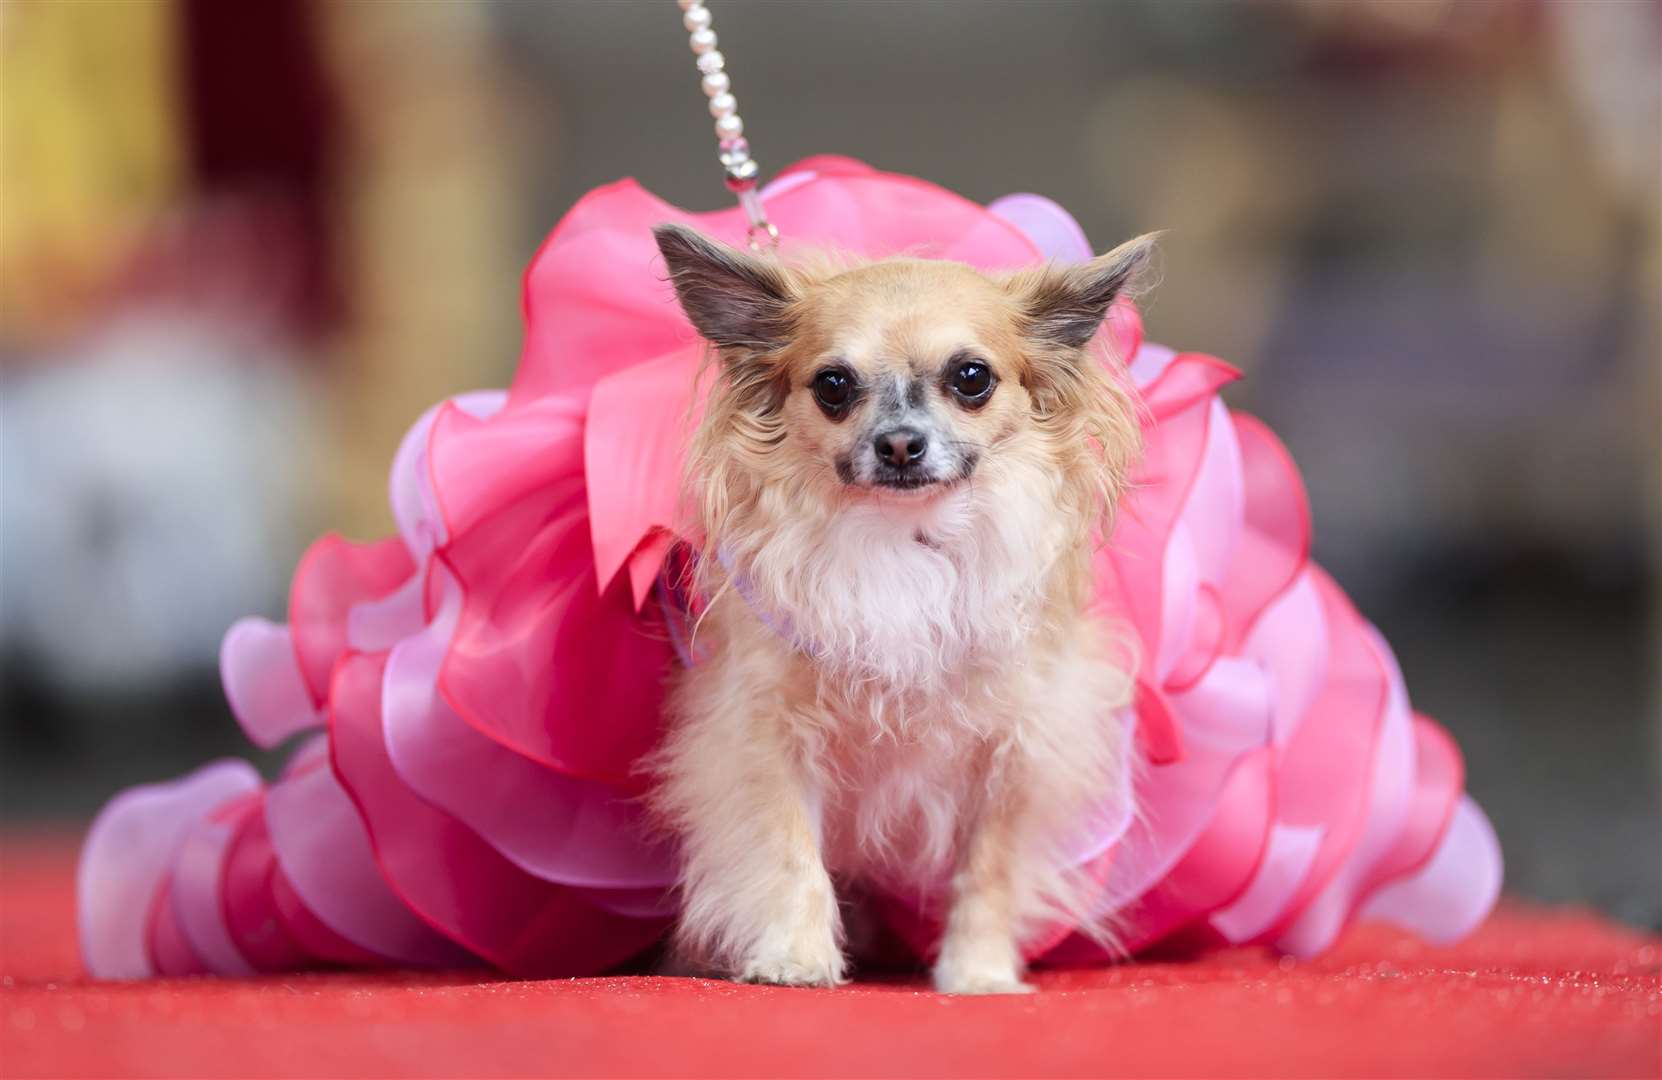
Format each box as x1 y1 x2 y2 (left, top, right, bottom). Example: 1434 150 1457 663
654 223 798 354
1013 233 1160 350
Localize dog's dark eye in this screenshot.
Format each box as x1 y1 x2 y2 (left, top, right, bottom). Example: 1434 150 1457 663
948 359 995 406
811 367 856 416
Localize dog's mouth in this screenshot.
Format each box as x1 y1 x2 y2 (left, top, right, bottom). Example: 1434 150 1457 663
836 452 976 499
872 473 943 492
866 469 973 501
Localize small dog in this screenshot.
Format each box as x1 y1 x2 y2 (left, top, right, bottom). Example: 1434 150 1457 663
651 223 1155 994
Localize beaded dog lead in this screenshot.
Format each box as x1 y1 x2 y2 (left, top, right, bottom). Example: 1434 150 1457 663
676 0 779 251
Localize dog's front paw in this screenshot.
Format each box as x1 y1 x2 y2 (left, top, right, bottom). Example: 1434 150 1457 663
739 954 846 988
932 940 1034 995
737 924 847 988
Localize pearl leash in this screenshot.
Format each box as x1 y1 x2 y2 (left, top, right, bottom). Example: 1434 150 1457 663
677 0 778 250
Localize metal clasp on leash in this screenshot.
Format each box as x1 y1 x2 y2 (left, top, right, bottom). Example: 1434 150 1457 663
679 2 779 253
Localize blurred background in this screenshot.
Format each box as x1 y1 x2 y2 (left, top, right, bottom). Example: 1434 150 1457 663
1 0 1657 927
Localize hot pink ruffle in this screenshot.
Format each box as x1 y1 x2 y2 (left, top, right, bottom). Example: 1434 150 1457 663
78 159 1500 979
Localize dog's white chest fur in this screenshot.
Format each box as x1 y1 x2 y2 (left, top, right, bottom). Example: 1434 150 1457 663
741 477 1063 690
730 483 1079 888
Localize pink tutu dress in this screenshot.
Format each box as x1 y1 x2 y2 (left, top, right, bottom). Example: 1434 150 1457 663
78 157 1502 979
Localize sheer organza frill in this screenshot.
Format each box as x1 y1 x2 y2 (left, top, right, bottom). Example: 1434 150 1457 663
78 157 1500 979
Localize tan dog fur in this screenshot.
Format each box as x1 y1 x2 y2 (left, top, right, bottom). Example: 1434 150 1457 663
650 225 1155 994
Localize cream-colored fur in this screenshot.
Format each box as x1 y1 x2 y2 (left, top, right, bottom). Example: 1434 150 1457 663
649 226 1153 994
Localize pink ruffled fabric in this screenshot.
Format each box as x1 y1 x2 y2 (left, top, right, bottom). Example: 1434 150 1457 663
77 158 1501 979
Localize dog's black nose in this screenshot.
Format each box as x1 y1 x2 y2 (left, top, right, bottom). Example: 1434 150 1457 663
874 428 928 468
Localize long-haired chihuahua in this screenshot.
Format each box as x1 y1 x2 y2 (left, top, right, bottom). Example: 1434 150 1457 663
651 223 1155 994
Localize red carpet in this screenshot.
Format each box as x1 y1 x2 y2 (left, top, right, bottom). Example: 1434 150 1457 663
3 831 1657 1079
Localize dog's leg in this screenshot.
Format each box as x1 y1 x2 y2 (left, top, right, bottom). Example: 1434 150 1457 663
932 780 1036 995
670 760 846 987
932 629 1131 995
660 678 846 987
726 798 845 988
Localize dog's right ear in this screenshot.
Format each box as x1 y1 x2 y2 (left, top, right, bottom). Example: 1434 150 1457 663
654 223 797 353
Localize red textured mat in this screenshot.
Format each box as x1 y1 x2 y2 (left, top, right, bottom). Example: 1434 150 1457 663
2 832 1657 1079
